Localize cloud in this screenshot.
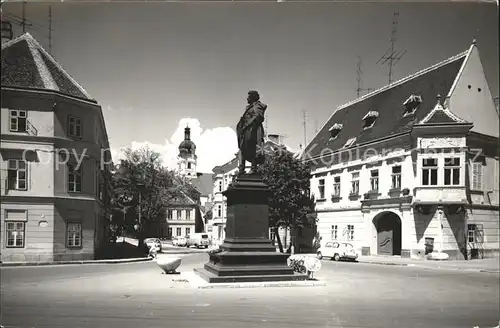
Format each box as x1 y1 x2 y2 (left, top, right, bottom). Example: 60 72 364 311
112 118 238 173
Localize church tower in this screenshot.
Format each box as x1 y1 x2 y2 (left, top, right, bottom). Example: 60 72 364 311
177 125 197 179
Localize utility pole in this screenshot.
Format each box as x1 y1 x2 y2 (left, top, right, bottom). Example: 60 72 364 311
377 12 407 85
356 55 374 98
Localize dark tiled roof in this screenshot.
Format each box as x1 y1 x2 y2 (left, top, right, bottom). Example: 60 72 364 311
1 33 94 101
190 173 214 196
303 51 467 160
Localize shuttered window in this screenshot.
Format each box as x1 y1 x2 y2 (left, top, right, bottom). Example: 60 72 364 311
472 162 482 190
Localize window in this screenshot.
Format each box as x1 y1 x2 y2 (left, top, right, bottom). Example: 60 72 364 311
67 223 82 248
186 209 191 220
472 162 483 190
168 227 172 237
9 110 27 132
187 162 192 169
6 221 25 248
67 116 82 138
217 205 222 217
331 225 338 240
176 227 182 236
467 224 477 243
370 170 379 191
269 227 276 241
68 163 82 192
7 159 27 190
218 181 222 192
343 137 357 148
403 94 422 115
185 227 191 236
318 179 325 199
391 166 402 189
329 123 343 139
444 158 460 186
176 210 182 219
422 158 438 186
332 176 341 197
362 111 379 129
167 210 173 219
347 225 354 241
350 172 360 195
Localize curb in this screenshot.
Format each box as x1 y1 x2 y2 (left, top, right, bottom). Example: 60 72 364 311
0 257 152 267
196 280 327 289
358 260 499 273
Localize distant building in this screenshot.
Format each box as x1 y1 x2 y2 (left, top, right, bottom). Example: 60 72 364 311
303 41 499 260
207 135 306 248
1 33 112 262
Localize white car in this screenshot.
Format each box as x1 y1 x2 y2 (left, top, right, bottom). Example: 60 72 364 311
317 241 358 261
172 236 187 247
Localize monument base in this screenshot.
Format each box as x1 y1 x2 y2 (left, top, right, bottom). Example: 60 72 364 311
193 173 308 284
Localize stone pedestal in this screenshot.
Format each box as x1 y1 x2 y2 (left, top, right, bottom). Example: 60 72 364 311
194 174 308 283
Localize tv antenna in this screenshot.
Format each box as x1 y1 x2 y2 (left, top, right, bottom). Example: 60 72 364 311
377 12 407 85
356 55 374 98
302 110 307 147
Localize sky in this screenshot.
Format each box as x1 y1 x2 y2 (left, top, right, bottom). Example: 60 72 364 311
2 1 498 173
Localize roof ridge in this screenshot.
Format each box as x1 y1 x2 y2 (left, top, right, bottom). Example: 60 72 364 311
304 49 469 152
20 33 94 101
338 50 468 111
25 38 59 91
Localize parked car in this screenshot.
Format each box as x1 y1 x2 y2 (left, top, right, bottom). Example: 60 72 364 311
317 241 358 261
144 238 162 252
172 236 187 247
186 233 210 248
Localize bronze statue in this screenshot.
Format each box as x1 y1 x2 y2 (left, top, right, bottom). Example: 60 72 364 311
236 90 267 175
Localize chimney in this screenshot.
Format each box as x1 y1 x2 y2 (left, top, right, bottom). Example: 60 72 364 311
267 134 281 145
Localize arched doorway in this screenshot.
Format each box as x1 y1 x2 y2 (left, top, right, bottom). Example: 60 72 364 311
373 212 402 256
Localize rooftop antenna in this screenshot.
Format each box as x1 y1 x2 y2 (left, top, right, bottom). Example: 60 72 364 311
48 5 52 54
314 119 319 134
302 110 307 147
356 55 374 98
377 12 407 85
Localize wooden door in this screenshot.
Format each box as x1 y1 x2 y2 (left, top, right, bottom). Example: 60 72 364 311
377 218 394 255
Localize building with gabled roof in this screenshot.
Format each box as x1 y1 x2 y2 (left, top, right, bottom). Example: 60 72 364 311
302 40 499 260
1 33 113 263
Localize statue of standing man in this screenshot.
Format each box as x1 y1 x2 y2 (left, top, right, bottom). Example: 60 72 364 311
236 90 267 176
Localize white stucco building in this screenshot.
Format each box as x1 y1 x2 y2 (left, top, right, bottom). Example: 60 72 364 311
302 41 499 260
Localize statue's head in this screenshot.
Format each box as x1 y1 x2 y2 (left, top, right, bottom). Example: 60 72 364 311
247 90 260 104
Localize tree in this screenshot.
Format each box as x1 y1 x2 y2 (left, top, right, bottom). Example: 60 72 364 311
110 146 190 245
258 146 316 253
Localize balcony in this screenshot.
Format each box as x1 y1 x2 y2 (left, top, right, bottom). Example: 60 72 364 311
413 186 467 205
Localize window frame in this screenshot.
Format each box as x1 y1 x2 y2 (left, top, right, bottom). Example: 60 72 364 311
332 176 341 197
176 209 182 219
7 159 28 191
9 109 28 132
176 227 182 237
67 115 83 138
186 209 191 220
67 163 82 193
66 222 82 249
444 157 461 186
350 172 360 195
185 227 191 236
331 224 338 241
347 224 354 241
5 221 26 248
370 170 379 192
391 165 402 189
318 178 325 199
422 158 438 186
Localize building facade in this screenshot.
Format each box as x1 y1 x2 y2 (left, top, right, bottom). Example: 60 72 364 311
303 41 499 260
1 33 112 262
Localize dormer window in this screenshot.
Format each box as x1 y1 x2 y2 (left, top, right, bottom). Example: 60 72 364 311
343 137 357 148
403 94 422 116
362 111 379 129
328 123 343 140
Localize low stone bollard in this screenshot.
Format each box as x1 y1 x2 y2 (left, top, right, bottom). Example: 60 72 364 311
156 256 182 274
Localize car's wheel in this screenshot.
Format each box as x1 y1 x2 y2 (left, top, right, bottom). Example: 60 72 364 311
333 253 340 261
317 252 323 260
